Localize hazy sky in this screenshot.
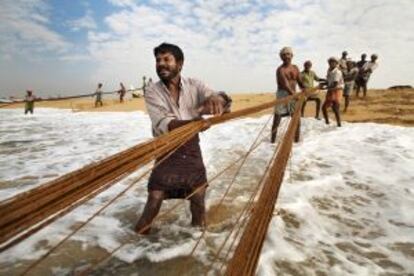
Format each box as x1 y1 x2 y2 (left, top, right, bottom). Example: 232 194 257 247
1 0 413 98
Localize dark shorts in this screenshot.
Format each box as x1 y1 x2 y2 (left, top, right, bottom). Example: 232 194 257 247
148 135 207 199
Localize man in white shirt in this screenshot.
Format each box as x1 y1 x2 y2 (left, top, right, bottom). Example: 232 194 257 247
321 57 344 127
135 43 231 234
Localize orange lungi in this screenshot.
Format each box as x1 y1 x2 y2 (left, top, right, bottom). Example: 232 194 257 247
324 89 343 107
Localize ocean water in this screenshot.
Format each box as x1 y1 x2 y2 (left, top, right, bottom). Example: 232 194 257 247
0 108 413 275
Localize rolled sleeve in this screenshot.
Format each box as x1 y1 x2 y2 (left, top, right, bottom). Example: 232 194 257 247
190 78 215 104
144 87 176 135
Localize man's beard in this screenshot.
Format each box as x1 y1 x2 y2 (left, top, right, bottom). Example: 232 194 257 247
157 66 180 82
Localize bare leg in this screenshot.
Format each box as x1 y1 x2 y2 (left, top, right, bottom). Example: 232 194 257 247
135 190 164 234
343 95 350 113
356 84 360 98
271 113 281 144
314 98 321 119
301 100 308 117
332 102 342 127
190 187 206 227
363 83 368 98
322 101 329 125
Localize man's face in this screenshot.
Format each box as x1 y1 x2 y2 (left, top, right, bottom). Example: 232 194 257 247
280 52 292 64
156 52 182 81
304 63 312 71
329 60 337 69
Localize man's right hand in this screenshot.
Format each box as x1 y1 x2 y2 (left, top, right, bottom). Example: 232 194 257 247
196 95 226 116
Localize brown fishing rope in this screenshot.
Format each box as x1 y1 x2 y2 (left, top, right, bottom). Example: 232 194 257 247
225 95 305 276
207 119 291 275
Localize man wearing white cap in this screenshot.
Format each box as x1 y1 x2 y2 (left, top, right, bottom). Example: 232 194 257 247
271 46 304 143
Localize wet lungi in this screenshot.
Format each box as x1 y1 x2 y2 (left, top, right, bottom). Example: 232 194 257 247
275 89 296 116
148 134 207 199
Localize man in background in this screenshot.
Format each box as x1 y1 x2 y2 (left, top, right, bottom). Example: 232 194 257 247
300 60 325 120
355 53 368 96
118 82 126 103
24 90 36 114
338 51 348 72
342 60 359 112
356 54 379 98
321 57 344 127
94 83 103 107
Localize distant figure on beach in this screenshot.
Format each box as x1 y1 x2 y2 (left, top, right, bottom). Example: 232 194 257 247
94 83 103 107
342 60 359 112
118 82 126 103
24 90 36 114
148 77 153 84
271 47 303 144
300 60 325 119
338 51 348 72
355 54 368 96
356 53 368 70
321 57 343 127
356 54 379 98
142 76 147 96
134 43 231 234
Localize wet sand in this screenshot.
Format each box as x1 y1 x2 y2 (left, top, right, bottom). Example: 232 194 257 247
2 88 413 126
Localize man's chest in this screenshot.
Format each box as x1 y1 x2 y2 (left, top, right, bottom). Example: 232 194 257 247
280 67 298 80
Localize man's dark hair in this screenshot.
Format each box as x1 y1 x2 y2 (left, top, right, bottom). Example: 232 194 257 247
153 43 184 64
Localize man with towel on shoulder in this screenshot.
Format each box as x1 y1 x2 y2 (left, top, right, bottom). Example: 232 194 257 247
135 43 232 234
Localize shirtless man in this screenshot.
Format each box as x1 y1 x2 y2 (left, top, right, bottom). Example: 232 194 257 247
271 47 303 144
356 54 379 98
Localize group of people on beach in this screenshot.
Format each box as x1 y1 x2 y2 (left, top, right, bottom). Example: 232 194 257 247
93 77 153 107
271 48 379 143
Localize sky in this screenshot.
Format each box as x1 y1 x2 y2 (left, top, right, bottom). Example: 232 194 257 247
0 0 413 98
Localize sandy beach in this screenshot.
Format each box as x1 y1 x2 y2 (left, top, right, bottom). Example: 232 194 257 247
2 88 413 126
